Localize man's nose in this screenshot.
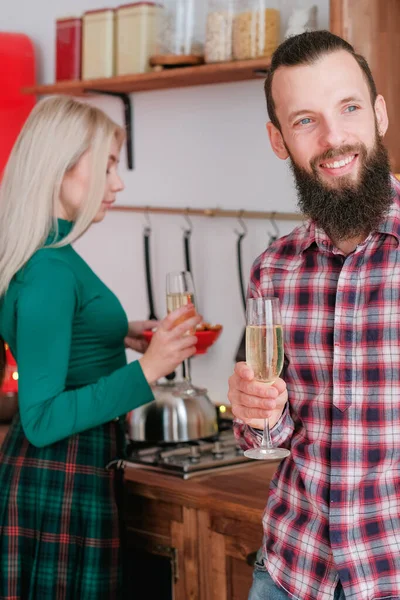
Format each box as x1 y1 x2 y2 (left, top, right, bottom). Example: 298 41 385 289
318 117 347 150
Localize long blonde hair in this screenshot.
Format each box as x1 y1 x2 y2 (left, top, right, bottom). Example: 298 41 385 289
0 95 125 298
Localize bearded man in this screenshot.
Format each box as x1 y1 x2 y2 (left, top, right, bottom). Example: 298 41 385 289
228 30 400 600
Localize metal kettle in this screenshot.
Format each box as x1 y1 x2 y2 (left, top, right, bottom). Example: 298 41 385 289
127 379 219 443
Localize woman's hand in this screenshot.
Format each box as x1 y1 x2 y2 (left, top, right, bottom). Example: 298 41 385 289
228 362 288 430
139 305 202 384
124 320 159 353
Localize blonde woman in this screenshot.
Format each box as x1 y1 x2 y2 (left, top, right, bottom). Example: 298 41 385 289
0 96 200 599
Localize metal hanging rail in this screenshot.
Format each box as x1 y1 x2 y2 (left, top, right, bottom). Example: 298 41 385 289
110 204 303 222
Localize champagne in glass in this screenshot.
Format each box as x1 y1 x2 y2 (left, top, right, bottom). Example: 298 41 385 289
166 271 196 388
166 291 195 330
244 297 290 460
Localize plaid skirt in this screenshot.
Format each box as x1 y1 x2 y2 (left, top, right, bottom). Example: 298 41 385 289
0 413 126 600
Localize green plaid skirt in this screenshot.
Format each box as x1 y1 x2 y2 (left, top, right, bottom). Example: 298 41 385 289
0 413 126 600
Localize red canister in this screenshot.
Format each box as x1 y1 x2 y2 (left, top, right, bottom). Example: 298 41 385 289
55 16 82 81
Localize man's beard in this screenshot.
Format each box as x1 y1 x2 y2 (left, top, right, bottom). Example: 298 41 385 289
289 133 393 242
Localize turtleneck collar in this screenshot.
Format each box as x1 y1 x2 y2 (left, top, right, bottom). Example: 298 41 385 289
45 218 74 246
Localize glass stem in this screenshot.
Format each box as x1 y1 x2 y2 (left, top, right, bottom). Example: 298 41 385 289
261 417 273 449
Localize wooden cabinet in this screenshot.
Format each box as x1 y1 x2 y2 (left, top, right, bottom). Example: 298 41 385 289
122 462 278 599
330 0 400 174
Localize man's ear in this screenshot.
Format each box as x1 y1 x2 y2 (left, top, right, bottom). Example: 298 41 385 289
374 94 389 138
266 122 289 160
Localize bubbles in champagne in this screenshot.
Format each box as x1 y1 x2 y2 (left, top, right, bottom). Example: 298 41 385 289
166 292 194 313
166 292 196 331
245 325 284 383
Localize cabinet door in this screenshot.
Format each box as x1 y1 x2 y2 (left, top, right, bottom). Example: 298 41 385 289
330 0 400 174
198 512 262 600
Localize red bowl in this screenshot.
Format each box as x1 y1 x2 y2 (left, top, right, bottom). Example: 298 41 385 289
142 327 222 355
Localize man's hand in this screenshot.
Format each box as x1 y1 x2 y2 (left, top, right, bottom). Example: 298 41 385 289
124 320 159 353
228 362 288 430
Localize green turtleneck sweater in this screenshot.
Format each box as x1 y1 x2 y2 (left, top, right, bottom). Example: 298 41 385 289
0 219 153 448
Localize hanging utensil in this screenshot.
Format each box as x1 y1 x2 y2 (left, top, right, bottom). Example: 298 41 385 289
234 214 247 363
143 211 175 381
143 222 157 321
182 212 194 381
183 212 193 275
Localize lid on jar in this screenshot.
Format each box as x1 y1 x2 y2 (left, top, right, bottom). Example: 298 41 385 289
83 7 115 15
117 2 161 8
56 15 82 22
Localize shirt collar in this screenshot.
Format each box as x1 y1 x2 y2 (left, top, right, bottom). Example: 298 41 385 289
376 176 400 244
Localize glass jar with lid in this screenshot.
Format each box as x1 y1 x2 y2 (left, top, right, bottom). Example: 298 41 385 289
205 0 236 63
232 0 280 61
156 0 201 56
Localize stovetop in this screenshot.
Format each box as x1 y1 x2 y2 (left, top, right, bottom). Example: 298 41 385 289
125 429 253 479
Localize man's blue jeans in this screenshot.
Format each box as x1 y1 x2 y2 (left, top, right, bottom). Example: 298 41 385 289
248 558 346 600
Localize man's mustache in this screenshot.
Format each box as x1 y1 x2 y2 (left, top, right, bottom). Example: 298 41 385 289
311 144 364 170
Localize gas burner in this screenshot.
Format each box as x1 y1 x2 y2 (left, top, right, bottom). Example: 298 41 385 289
125 430 252 479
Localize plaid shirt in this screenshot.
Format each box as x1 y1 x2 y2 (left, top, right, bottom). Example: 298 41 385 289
234 176 400 600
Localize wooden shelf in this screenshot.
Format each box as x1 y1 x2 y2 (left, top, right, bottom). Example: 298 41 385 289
21 58 271 171
22 58 271 96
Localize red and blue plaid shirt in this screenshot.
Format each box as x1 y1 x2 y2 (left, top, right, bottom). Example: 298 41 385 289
234 176 400 600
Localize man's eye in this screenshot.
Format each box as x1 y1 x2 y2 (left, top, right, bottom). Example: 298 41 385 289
298 118 312 126
345 105 358 113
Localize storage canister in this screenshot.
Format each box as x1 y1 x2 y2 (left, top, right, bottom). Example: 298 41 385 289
205 0 236 63
55 16 82 81
233 0 280 60
116 2 162 75
156 0 197 56
82 8 115 79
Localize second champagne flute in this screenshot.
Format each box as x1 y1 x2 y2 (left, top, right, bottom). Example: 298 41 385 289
244 297 290 461
166 271 196 389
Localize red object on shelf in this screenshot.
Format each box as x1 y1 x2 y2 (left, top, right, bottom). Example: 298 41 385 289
56 16 82 82
142 327 223 355
1 344 18 394
0 32 35 178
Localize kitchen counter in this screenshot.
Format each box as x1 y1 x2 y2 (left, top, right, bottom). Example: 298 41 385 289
123 459 280 599
124 459 276 525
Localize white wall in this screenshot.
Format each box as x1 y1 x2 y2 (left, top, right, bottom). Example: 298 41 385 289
3 0 329 406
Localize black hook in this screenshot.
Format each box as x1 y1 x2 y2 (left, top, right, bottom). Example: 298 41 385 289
270 213 279 237
143 207 152 234
181 209 193 237
268 212 280 244
234 211 248 238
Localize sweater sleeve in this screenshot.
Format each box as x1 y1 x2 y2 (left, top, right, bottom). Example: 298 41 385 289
16 258 154 448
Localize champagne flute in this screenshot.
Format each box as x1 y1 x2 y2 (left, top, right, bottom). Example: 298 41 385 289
244 297 290 460
166 271 196 390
